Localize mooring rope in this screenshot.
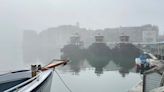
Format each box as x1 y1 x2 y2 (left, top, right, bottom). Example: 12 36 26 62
54 70 73 92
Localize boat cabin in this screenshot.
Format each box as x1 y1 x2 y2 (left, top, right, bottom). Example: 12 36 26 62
120 35 129 43
95 34 104 43
70 34 83 47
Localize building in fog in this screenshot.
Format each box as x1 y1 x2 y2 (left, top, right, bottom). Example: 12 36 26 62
23 24 159 49
104 24 159 44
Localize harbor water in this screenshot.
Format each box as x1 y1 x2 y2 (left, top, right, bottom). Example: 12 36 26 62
0 44 142 92
51 68 141 92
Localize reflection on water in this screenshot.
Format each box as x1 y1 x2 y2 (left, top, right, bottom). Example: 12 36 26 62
61 44 86 75
22 31 143 92
112 43 142 77
86 43 111 75
61 42 142 77
52 69 141 92
22 30 142 76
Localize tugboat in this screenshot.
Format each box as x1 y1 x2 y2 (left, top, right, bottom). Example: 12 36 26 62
61 33 85 74
115 34 140 51
61 33 85 58
87 33 112 56
86 34 111 75
112 34 142 58
0 59 69 92
112 34 142 76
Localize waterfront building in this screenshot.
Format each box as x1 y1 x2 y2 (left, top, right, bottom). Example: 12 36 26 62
23 24 159 48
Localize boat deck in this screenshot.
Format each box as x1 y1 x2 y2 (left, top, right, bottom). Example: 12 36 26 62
0 70 31 92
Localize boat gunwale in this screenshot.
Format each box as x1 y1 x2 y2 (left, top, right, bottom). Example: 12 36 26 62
19 69 53 92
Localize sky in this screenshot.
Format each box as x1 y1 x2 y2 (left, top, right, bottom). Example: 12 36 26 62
0 0 164 71
0 0 164 34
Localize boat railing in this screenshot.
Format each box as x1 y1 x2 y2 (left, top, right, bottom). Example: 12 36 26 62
4 71 42 92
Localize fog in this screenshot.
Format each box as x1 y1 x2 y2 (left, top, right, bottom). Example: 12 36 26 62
0 0 164 34
1 1 164 92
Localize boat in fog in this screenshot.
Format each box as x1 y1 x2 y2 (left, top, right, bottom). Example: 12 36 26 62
87 33 112 57
86 34 112 75
0 60 68 92
61 33 85 59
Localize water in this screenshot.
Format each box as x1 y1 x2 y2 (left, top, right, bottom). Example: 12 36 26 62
0 44 142 92
0 32 143 92
51 69 141 92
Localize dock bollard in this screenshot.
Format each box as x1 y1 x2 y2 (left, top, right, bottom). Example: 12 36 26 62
31 65 37 77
